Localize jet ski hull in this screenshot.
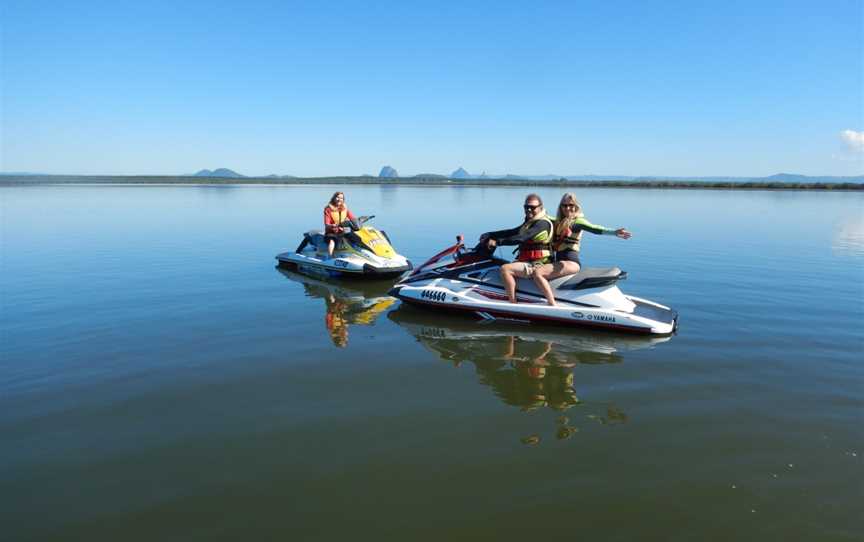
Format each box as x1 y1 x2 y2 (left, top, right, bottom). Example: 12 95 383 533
277 252 411 279
390 281 676 334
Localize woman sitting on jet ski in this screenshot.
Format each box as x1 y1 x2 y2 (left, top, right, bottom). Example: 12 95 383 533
533 192 631 306
323 191 357 258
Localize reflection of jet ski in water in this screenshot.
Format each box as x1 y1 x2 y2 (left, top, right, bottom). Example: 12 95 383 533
388 304 670 367
276 215 412 279
390 236 678 334
389 304 644 442
277 268 396 347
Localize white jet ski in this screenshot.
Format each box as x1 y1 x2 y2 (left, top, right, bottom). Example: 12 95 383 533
276 215 411 280
389 236 678 335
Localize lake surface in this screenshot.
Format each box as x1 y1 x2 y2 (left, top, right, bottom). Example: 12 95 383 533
1 184 862 541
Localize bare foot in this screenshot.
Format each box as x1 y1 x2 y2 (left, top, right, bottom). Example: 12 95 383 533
547 301 557 307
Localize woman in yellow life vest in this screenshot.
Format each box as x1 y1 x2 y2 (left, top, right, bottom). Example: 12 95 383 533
533 192 632 306
481 194 555 303
323 191 357 258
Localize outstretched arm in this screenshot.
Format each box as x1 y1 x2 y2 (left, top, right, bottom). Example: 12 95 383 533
572 217 631 239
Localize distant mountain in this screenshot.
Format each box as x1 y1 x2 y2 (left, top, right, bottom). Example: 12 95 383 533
764 173 812 183
413 173 448 179
193 168 244 178
451 167 471 179
379 166 399 178
451 172 864 183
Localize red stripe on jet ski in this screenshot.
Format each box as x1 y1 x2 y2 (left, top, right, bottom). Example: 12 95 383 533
473 289 543 304
396 296 654 334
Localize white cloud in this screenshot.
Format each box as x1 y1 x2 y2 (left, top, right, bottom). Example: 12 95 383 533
840 129 864 152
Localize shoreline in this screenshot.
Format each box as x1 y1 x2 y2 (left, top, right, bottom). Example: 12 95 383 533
2 175 863 191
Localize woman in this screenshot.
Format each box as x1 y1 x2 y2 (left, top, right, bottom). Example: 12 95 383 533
323 191 357 257
533 193 631 306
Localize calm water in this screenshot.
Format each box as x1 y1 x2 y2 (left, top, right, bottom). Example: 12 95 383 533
1 184 862 541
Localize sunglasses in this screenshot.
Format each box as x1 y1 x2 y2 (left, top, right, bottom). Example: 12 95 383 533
561 204 576 209
523 204 540 211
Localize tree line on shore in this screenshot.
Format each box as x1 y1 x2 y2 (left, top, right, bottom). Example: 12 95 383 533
1 174 862 190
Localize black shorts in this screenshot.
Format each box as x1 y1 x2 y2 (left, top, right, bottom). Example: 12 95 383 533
554 250 581 265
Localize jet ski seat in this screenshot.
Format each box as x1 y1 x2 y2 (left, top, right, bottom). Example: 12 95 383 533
297 231 327 253
551 267 625 290
476 266 625 294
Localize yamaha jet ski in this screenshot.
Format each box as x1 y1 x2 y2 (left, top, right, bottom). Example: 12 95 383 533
276 215 411 279
389 236 678 335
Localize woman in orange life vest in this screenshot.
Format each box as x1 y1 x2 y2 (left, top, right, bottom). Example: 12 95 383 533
323 191 357 258
533 192 631 306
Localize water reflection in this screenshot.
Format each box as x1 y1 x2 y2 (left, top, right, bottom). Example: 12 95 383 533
389 305 670 444
832 216 864 257
277 268 395 347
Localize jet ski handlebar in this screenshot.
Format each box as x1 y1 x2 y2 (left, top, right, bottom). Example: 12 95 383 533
409 234 466 276
340 215 375 231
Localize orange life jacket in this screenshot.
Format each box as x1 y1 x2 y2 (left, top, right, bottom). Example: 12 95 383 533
328 205 348 226
516 215 554 263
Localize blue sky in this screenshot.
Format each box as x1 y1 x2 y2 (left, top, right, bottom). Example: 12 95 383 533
1 0 862 176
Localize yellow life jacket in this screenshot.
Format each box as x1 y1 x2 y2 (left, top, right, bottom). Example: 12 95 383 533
553 218 582 252
516 214 554 263
328 205 348 226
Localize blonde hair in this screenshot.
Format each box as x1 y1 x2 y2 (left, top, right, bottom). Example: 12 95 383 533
555 193 583 238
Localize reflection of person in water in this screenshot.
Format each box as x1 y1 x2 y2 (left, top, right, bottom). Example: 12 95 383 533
324 293 349 347
474 336 580 412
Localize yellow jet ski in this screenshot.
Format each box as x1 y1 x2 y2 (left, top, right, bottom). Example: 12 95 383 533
276 215 412 279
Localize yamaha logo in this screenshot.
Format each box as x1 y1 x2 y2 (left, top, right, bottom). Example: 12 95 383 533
571 312 584 319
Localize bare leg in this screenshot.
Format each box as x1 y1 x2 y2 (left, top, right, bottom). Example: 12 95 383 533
327 239 335 257
533 264 558 306
533 262 582 306
500 263 518 303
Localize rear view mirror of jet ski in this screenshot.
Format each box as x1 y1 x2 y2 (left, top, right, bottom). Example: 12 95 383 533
389 234 678 335
276 214 412 280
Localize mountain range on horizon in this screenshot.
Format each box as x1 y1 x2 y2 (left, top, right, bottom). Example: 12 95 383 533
178 167 864 184
2 168 862 183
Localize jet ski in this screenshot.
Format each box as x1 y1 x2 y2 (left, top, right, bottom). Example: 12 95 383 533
389 236 678 335
276 215 411 279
